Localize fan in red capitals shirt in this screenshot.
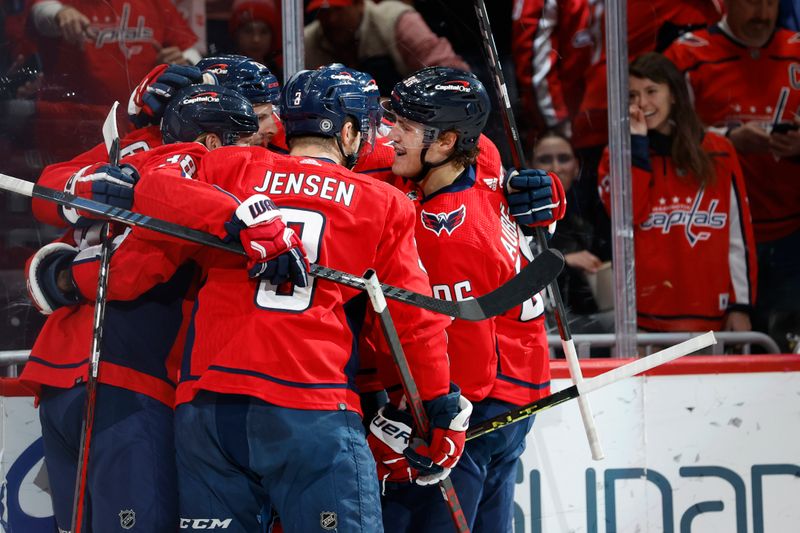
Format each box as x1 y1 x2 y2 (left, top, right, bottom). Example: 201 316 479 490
664 11 800 244
598 52 757 333
26 0 201 159
29 0 200 107
511 0 593 141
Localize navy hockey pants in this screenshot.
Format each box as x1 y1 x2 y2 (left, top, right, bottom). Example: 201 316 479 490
175 391 383 532
39 384 177 532
381 398 535 532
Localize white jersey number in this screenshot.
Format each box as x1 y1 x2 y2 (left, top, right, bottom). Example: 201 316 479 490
518 228 545 321
255 207 325 312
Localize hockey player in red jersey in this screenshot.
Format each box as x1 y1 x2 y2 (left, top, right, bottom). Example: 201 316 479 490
664 0 800 349
598 52 758 332
32 56 282 227
80 66 464 532
21 85 261 532
367 67 564 532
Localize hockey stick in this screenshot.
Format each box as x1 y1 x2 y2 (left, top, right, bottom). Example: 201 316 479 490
0 172 564 320
473 0 604 459
363 269 470 533
70 101 120 533
466 331 716 440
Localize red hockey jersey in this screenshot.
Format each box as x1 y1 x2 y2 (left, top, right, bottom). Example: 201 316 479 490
20 143 209 406
385 138 550 406
665 25 800 242
99 145 453 413
574 0 722 148
598 132 758 331
511 0 592 137
32 125 163 227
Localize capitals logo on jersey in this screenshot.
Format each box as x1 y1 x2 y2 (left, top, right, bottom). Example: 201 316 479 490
93 3 154 59
640 188 727 247
421 205 467 236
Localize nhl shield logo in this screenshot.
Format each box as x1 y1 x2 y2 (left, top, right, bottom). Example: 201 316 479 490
320 511 337 530
119 509 136 529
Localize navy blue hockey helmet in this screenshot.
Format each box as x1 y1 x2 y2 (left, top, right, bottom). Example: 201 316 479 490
161 84 259 145
196 55 280 105
280 66 378 139
385 67 490 151
280 65 381 166
325 63 382 133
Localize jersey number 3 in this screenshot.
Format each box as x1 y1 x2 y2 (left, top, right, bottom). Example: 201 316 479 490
255 207 325 312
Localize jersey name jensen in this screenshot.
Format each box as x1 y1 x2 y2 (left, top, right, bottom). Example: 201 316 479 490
254 170 355 206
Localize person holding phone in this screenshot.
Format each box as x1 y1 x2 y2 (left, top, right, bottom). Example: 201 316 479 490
665 0 800 349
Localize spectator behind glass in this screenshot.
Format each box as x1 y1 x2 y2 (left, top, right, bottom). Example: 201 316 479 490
598 52 759 333
532 131 611 334
665 0 800 351
229 0 283 81
571 1 722 267
512 0 593 145
26 0 201 160
303 0 469 94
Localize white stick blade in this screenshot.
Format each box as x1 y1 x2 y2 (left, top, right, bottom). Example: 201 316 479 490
0 173 35 198
102 101 120 155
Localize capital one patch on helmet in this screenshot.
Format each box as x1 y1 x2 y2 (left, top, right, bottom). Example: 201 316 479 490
182 92 220 105
330 73 354 81
421 205 466 236
434 80 471 92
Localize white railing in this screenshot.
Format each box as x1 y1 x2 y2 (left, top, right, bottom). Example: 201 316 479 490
547 331 782 358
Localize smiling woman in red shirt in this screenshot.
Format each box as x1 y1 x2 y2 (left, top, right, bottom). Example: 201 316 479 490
598 52 758 333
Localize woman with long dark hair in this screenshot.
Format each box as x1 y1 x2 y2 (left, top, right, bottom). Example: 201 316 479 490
598 52 758 332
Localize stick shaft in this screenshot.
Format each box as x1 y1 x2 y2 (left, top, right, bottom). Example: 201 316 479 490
0 172 561 321
363 270 470 533
466 332 716 440
472 0 604 459
71 104 120 533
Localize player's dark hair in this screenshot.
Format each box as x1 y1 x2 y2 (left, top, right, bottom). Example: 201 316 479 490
630 52 715 186
441 130 480 168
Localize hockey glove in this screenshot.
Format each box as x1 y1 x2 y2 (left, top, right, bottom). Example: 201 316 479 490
27 242 80 315
404 386 472 486
368 403 417 491
63 163 139 227
505 168 566 227
127 64 208 128
225 194 310 286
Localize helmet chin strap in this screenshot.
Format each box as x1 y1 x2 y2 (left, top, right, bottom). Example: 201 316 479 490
336 130 363 170
409 146 456 183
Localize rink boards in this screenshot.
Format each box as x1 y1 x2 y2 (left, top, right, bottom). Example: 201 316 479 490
2 355 799 532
